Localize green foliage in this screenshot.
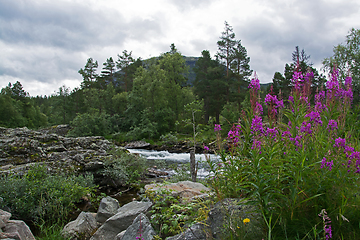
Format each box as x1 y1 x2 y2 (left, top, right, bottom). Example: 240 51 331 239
67 111 111 137
147 188 212 239
0 165 95 224
36 222 70 240
160 132 178 145
100 147 147 186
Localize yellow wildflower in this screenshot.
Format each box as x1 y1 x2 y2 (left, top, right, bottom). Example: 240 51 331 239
243 218 250 225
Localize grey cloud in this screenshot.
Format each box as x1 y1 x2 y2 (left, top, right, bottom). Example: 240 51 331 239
0 0 161 51
170 0 218 11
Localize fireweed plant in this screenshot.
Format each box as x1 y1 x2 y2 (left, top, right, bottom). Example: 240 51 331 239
206 66 360 239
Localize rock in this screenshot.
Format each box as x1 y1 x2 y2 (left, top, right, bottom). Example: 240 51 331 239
62 211 98 240
95 196 120 224
145 181 210 200
0 210 11 229
3 220 36 240
90 201 152 240
115 230 126 240
206 198 262 239
166 223 208 240
120 213 156 240
124 141 150 149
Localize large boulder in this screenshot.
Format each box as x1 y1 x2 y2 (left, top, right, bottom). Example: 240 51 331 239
120 213 156 240
90 201 152 240
207 198 263 239
2 219 36 240
62 211 98 240
95 196 120 224
145 181 210 200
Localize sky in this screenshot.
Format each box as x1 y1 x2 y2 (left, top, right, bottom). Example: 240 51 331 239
1 0 360 97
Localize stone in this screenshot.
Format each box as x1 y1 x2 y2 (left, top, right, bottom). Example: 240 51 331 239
166 223 208 240
120 213 156 240
3 220 35 240
115 230 126 240
62 211 98 240
206 198 262 239
0 209 12 228
90 201 152 240
124 141 150 149
95 196 120 224
145 181 210 200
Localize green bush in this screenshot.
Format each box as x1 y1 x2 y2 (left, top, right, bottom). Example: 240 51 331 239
0 165 95 224
67 111 111 137
100 147 147 186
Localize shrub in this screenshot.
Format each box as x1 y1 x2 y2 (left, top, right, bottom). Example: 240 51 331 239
0 165 95 224
67 111 111 137
99 147 147 186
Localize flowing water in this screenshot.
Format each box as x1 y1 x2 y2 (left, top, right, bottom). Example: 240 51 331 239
127 148 220 179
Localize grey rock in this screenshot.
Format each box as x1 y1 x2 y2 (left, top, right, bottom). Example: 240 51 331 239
124 141 150 149
95 196 120 224
121 213 156 240
90 201 152 240
166 223 208 240
145 181 210 200
3 220 36 240
62 211 98 240
207 198 262 239
115 230 126 240
0 209 11 228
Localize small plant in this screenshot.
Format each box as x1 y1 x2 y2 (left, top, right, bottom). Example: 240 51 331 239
147 188 212 239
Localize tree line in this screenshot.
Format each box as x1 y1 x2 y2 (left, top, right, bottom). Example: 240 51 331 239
1 23 359 140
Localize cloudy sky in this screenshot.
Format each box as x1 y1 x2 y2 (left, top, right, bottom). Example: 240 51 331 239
1 0 359 97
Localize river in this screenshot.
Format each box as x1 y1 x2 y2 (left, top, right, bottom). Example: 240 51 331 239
126 148 220 178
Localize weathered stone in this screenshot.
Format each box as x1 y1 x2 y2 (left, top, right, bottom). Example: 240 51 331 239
95 196 120 224
115 230 126 240
120 213 156 240
145 181 210 200
62 211 98 240
84 161 104 171
3 220 36 240
207 198 263 239
166 223 208 240
0 210 11 229
124 141 150 149
90 201 152 240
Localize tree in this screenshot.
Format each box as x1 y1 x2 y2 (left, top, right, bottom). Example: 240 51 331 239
99 57 116 88
116 50 135 92
193 50 227 123
272 47 326 101
216 21 236 102
323 28 360 103
230 40 252 108
79 58 98 89
159 44 190 121
216 21 236 78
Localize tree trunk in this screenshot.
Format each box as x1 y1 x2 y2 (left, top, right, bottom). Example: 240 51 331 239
190 149 196 182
